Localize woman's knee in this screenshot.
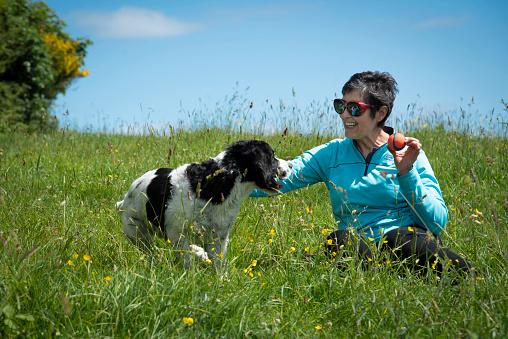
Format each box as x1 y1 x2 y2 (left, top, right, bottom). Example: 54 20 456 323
325 229 373 260
325 229 352 256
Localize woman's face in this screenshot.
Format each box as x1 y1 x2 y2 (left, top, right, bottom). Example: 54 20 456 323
340 91 380 141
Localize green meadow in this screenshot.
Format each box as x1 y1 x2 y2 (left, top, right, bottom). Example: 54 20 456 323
1 101 507 338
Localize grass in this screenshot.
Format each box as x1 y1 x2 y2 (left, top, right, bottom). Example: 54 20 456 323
1 101 508 338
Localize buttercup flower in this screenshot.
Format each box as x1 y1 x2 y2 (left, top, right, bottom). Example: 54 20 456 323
104 276 112 282
183 317 194 326
83 255 91 261
290 247 296 252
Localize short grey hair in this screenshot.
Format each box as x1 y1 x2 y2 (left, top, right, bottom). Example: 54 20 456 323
342 71 398 127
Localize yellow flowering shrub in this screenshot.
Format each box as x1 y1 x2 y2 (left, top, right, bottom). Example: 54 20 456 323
42 32 90 79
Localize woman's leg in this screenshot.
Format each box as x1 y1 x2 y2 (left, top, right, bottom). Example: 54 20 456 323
326 229 374 260
382 226 475 274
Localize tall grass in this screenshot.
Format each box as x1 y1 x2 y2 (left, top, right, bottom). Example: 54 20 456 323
0 98 507 338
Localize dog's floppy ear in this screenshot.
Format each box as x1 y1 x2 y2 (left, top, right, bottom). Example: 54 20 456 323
206 169 238 202
187 160 239 204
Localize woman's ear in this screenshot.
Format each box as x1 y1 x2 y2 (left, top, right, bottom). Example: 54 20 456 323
376 106 388 122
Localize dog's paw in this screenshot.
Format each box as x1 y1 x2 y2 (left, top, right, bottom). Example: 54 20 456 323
115 200 124 211
190 244 209 261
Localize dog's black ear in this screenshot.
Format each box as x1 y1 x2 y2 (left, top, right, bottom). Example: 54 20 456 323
200 170 238 204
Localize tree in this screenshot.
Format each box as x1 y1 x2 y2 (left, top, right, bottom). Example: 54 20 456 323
0 0 91 132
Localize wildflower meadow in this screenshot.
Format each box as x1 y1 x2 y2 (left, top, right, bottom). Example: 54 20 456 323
0 97 507 338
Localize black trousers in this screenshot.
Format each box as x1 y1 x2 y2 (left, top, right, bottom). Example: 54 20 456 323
325 225 475 275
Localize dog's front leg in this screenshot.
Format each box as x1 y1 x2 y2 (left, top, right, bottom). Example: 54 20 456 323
168 233 194 270
205 235 229 272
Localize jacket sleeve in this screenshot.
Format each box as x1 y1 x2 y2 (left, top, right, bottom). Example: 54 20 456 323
249 140 336 198
397 151 448 234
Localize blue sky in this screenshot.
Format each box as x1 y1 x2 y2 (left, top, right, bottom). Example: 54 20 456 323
45 0 508 132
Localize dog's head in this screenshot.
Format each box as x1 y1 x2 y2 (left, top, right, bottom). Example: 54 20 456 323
222 140 291 193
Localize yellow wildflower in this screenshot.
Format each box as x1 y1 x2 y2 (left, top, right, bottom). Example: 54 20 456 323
83 255 91 261
183 317 194 326
104 276 112 282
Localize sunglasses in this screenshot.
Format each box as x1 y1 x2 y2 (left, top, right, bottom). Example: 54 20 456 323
333 99 381 117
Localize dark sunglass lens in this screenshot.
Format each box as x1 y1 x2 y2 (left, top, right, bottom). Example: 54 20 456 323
347 103 363 116
334 100 346 114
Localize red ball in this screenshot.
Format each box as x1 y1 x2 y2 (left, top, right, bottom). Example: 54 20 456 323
388 133 406 151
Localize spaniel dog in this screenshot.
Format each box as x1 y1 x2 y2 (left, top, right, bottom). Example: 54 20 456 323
117 139 291 270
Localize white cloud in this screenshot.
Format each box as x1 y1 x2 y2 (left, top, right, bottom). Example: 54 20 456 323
415 14 472 29
71 7 201 38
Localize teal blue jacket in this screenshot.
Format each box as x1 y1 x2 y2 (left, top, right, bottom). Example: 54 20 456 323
251 132 448 243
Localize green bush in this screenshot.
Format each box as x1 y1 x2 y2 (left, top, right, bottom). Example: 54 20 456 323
0 0 91 132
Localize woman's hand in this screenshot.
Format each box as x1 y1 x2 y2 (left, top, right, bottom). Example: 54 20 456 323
388 137 421 176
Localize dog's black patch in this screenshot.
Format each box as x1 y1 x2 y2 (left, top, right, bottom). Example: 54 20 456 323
146 168 174 234
186 160 238 204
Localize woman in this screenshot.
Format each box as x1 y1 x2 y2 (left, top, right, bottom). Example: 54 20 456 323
251 71 474 275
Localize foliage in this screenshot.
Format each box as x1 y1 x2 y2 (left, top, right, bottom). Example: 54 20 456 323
0 120 507 337
0 0 91 132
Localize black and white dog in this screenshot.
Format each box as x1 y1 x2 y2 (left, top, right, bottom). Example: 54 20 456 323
117 140 291 270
